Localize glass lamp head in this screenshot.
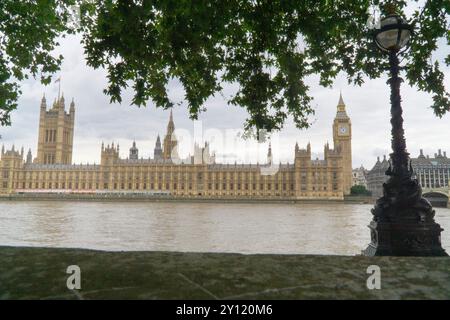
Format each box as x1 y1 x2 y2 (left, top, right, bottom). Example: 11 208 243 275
374 14 412 52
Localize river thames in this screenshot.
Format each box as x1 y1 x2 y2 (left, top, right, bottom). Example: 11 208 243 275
0 201 449 255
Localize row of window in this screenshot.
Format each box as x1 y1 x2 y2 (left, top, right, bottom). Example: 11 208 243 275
44 129 72 144
62 130 71 144
45 129 57 143
105 171 297 180
14 171 337 181
44 154 56 165
416 171 450 176
8 181 338 192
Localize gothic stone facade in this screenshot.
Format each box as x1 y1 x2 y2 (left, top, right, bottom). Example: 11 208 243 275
0 95 352 199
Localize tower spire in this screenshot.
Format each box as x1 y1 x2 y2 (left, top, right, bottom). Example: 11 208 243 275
40 93 47 110
267 142 273 165
336 92 349 118
338 90 345 106
163 109 177 160
166 109 175 133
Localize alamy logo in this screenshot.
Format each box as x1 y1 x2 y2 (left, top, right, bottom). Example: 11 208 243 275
66 265 81 290
366 265 381 290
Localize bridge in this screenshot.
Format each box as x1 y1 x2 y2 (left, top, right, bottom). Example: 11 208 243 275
422 187 450 208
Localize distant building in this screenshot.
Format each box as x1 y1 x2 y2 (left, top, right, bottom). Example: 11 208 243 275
367 150 450 198
352 166 368 188
366 156 389 198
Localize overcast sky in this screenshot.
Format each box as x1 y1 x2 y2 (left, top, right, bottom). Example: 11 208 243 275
1 27 449 170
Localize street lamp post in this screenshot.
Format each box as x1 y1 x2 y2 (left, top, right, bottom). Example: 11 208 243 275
363 8 447 256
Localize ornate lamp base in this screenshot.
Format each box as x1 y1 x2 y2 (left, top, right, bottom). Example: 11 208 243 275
363 170 448 257
363 220 447 256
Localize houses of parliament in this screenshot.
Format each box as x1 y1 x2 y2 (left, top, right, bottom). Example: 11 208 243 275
0 93 352 199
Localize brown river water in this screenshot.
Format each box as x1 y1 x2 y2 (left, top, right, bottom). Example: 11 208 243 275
0 201 449 255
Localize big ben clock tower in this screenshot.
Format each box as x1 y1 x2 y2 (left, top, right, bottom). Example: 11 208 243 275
333 93 352 195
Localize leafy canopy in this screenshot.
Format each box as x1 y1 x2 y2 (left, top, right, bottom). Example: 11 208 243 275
0 0 80 126
351 184 372 196
0 0 449 131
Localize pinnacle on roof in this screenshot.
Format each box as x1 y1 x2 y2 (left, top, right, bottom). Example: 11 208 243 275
335 91 349 118
338 91 345 106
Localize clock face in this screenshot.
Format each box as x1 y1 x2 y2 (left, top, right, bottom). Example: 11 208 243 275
339 126 348 135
